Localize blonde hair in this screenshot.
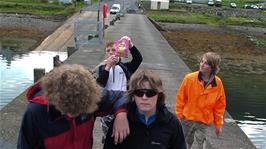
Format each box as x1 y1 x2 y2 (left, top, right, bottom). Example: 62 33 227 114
201 52 221 74
127 69 165 107
41 64 102 117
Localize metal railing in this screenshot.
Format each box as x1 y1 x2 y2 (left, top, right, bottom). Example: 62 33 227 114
74 19 103 49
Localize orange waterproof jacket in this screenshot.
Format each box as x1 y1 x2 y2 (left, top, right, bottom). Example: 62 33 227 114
176 71 226 128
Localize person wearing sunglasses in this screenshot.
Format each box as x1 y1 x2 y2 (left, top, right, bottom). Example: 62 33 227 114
176 52 226 149
104 69 187 149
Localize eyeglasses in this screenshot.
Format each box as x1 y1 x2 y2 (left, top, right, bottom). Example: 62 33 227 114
133 89 158 98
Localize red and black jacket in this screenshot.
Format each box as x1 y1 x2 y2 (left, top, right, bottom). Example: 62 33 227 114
17 81 127 149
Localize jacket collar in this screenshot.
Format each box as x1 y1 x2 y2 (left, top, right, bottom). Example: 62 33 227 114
198 71 217 87
27 81 49 105
128 103 171 125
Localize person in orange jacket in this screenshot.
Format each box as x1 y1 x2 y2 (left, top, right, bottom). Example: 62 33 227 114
175 52 226 149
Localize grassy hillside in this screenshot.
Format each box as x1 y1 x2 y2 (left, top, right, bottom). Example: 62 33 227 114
145 2 266 27
0 0 92 16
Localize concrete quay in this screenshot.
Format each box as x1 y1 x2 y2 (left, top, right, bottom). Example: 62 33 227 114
0 11 256 149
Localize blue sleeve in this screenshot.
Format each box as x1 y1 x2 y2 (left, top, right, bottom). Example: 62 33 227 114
17 104 40 149
95 89 127 117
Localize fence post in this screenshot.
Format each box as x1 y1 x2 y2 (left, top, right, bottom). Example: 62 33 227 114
34 68 45 83
74 20 103 48
67 47 78 57
53 55 63 67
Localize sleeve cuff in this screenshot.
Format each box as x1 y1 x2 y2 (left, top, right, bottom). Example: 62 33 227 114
215 123 223 129
114 109 127 116
177 114 184 119
129 45 136 51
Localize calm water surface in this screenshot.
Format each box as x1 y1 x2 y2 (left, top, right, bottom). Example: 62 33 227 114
0 46 67 110
222 72 266 149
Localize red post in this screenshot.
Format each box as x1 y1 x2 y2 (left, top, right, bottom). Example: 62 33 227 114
103 1 108 19
102 1 108 36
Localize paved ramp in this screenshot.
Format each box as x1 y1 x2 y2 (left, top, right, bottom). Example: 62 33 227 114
34 11 98 52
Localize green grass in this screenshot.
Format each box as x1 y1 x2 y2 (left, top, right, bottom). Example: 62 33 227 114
170 0 265 8
248 36 266 47
0 0 48 3
149 14 208 24
222 0 264 6
92 0 99 4
147 10 266 27
0 0 87 16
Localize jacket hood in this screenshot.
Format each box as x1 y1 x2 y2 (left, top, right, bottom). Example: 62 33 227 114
26 81 48 106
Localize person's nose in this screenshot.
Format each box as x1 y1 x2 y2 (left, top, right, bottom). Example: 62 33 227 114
203 63 211 68
141 93 149 100
200 62 204 68
110 51 116 55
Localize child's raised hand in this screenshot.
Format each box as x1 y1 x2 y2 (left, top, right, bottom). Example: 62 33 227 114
121 36 133 48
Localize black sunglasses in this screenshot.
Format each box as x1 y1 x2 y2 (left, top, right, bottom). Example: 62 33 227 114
133 89 158 98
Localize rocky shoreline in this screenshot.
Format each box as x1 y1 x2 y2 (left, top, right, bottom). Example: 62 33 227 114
157 22 266 75
0 13 65 36
0 13 65 51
